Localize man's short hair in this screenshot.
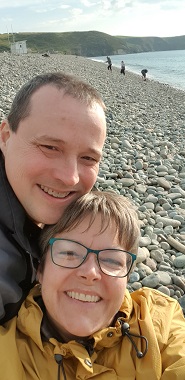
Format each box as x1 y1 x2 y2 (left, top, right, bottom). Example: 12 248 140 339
7 72 106 132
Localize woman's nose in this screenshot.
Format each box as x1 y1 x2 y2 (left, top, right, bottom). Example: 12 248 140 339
76 253 102 282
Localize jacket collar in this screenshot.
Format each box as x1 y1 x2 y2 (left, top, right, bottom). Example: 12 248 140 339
0 152 41 255
17 286 134 353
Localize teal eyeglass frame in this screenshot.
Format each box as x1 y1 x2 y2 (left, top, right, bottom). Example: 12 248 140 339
49 237 136 278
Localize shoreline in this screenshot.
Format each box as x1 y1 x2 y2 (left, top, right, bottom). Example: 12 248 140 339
90 56 185 89
0 53 185 312
90 52 185 93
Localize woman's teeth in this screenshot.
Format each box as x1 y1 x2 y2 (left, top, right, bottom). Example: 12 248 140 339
67 291 100 303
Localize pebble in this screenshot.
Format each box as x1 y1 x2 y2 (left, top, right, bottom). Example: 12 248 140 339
0 52 184 315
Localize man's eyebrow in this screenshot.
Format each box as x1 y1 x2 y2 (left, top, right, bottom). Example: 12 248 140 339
35 135 65 144
35 136 102 156
83 147 102 157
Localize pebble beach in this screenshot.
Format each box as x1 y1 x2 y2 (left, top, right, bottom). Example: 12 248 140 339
0 52 185 313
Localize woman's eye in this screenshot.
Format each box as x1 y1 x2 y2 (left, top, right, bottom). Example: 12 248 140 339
58 251 79 260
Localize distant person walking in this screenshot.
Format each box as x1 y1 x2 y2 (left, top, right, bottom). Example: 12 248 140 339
120 60 125 75
106 56 112 71
141 69 148 81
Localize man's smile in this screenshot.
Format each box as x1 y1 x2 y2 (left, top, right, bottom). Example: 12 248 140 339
40 185 71 199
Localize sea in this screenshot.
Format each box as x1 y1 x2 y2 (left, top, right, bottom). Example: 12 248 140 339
91 50 185 92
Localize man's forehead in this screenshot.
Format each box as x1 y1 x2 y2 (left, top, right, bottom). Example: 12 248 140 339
30 84 105 113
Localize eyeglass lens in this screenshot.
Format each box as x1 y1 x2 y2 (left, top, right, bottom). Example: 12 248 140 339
51 239 133 277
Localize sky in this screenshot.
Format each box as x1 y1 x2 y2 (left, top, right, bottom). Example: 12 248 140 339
0 0 184 38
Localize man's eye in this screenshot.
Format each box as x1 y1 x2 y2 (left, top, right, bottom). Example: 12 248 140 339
40 145 58 152
82 156 98 162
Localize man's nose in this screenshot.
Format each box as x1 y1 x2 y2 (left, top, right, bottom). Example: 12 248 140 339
53 158 80 187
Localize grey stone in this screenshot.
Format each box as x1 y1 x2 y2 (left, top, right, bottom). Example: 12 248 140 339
156 216 181 227
130 282 143 290
139 236 151 247
173 255 185 268
157 178 171 190
156 271 172 285
179 295 185 313
150 249 163 263
172 275 185 291
129 272 140 283
157 286 171 296
141 273 160 288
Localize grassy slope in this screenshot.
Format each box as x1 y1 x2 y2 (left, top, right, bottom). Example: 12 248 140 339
0 31 185 55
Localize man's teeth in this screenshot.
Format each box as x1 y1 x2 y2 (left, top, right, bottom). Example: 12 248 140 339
67 291 100 303
41 185 70 198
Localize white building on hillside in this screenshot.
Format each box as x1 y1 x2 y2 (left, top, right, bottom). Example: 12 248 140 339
10 40 27 55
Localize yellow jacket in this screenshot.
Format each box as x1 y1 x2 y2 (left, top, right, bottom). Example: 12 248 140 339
0 286 185 380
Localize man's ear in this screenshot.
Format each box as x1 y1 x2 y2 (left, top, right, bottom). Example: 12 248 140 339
0 120 11 154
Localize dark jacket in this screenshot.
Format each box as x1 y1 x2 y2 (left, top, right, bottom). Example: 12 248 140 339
0 152 41 323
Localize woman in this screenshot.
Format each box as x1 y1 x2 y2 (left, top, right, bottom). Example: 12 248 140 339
0 191 185 379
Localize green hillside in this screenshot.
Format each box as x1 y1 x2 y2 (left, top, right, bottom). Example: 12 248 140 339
0 31 185 56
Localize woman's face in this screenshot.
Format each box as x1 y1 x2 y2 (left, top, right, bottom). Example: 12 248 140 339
38 215 127 341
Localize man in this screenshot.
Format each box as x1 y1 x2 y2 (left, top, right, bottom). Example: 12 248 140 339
141 68 148 81
106 56 112 71
120 60 125 75
0 72 106 323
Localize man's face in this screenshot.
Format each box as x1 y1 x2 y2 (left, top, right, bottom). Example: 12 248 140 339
0 85 106 224
38 215 127 341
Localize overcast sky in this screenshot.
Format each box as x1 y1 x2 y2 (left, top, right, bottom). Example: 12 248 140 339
0 0 184 37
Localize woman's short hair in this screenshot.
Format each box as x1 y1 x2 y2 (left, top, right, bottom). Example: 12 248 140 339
39 190 140 270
